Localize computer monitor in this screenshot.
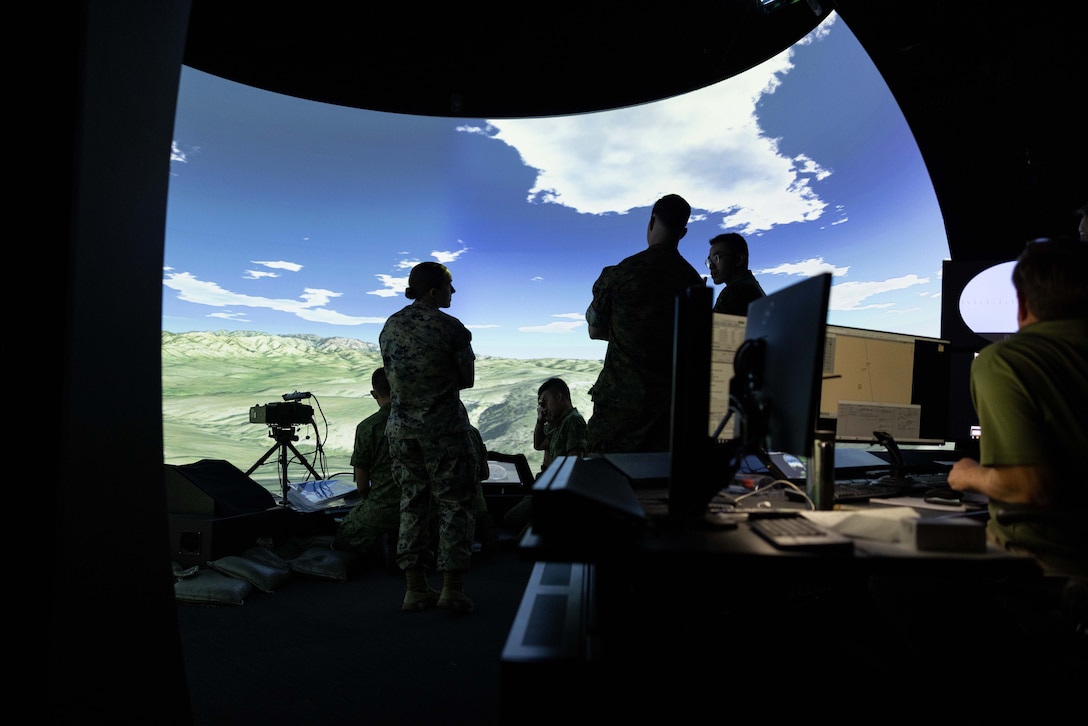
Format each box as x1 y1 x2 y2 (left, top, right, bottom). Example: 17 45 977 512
739 272 833 458
818 325 951 445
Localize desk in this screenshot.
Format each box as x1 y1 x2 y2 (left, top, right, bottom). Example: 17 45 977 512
502 457 1046 719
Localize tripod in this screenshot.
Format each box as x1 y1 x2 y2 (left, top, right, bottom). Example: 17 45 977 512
246 425 322 504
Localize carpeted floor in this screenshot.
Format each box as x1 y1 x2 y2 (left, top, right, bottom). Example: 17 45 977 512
176 540 534 726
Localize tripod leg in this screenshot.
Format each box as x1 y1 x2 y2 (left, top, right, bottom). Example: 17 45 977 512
246 443 281 476
287 442 323 481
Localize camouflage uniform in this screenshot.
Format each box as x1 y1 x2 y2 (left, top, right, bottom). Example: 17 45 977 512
540 407 588 474
379 302 478 573
332 403 399 554
586 243 704 453
505 406 588 538
468 422 489 516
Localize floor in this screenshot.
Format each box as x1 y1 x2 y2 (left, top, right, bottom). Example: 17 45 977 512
175 533 534 726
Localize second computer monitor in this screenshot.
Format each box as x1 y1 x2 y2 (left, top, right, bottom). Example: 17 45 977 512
741 272 832 458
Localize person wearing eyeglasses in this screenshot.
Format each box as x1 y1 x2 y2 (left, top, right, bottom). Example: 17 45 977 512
706 232 765 316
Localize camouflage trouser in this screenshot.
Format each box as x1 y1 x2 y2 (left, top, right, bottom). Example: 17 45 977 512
332 499 400 555
585 404 671 454
389 432 478 573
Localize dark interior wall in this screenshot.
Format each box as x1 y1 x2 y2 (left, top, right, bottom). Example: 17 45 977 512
834 0 1087 263
54 2 192 723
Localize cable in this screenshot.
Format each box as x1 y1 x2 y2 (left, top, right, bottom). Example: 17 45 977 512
731 478 815 510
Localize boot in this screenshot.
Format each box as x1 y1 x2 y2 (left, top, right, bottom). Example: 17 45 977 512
437 570 474 614
401 567 438 612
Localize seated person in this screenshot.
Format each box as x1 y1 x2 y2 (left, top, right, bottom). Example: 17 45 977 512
502 377 588 538
949 239 1087 577
333 368 400 564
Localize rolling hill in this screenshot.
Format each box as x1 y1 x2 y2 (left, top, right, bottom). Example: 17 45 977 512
162 330 603 494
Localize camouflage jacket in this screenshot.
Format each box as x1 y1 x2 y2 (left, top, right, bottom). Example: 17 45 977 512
348 403 399 510
586 244 704 412
379 302 475 440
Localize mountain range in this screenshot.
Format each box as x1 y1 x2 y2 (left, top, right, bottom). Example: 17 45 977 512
162 330 603 495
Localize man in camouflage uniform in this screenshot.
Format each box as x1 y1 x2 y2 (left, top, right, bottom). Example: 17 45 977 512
503 377 588 538
533 377 588 474
332 367 399 567
379 261 478 614
585 193 705 453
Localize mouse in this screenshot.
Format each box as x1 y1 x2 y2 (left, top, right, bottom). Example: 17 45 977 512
924 488 964 505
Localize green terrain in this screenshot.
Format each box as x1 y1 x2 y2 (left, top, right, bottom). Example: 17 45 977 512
162 330 602 494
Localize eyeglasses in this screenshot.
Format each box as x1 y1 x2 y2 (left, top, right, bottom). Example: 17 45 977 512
705 253 723 268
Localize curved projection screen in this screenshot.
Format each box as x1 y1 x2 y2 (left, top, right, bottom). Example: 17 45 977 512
163 12 951 484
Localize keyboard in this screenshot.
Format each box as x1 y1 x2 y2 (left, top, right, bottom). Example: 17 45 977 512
833 480 903 503
834 472 952 503
748 513 854 552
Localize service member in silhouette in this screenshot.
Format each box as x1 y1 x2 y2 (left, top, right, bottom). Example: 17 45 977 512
379 261 478 614
585 193 704 454
332 367 400 568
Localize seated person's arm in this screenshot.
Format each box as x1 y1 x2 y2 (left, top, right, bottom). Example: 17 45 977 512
353 465 371 498
948 459 1055 506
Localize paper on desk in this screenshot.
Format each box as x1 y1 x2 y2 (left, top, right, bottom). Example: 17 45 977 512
869 495 971 513
801 507 918 543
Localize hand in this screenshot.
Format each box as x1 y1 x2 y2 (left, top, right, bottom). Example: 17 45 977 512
948 457 979 491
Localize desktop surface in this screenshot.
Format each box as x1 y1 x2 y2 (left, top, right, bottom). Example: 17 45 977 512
528 454 1037 578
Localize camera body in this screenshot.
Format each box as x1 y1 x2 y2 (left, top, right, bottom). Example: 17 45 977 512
249 402 314 426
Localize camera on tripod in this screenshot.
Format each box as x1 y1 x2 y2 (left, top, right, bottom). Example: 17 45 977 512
249 399 314 426
246 391 323 501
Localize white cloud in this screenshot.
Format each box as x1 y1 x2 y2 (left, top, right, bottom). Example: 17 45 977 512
369 273 407 298
367 247 471 298
170 141 187 164
466 16 838 236
163 271 386 325
518 320 584 334
244 270 279 280
759 257 849 278
829 274 930 312
518 314 585 334
252 260 303 272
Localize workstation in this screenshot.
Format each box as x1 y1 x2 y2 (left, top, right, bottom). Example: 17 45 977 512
502 276 1075 717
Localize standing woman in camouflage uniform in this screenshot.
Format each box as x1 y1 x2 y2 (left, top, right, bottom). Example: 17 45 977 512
379 261 479 614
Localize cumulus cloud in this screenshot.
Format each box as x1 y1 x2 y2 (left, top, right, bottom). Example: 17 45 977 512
366 245 471 298
829 274 930 312
461 17 839 236
163 271 385 325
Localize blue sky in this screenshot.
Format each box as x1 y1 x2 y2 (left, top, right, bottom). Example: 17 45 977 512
164 13 951 360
